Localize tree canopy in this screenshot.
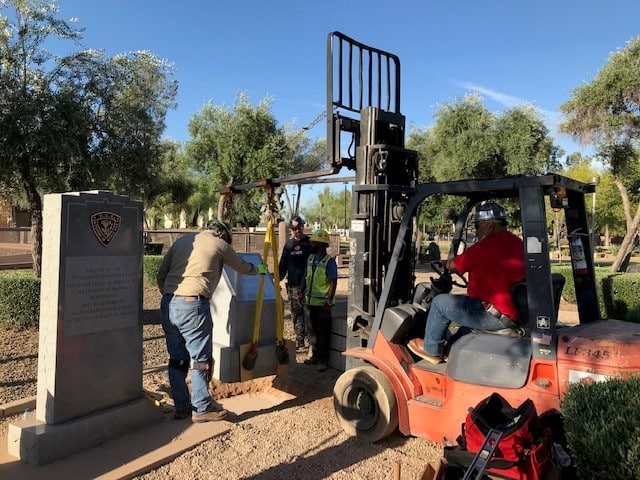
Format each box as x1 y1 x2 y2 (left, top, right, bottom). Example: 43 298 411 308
0 0 177 275
409 94 559 184
185 93 296 226
301 185 351 231
559 35 640 271
407 94 560 234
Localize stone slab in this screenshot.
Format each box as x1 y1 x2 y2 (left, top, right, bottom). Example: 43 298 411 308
38 192 144 425
7 398 162 466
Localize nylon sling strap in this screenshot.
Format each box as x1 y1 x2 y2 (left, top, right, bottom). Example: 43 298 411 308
251 217 285 346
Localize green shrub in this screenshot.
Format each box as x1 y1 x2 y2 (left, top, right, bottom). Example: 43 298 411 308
562 376 640 479
0 271 40 330
143 255 164 287
550 265 640 322
550 264 574 301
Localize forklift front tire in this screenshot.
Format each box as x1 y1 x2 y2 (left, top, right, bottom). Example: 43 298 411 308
333 366 398 442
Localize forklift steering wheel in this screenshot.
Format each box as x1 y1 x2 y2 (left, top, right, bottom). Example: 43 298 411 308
430 260 468 289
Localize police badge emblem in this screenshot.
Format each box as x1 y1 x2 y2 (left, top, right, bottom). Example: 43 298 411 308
91 211 121 246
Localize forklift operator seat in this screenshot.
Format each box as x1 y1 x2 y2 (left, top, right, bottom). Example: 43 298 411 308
510 273 566 325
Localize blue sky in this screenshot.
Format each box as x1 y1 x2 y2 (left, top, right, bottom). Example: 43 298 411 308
55 0 639 205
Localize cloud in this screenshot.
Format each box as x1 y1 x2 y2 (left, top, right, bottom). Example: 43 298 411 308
455 81 525 108
454 80 563 129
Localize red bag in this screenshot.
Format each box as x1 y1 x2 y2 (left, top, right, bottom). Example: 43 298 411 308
458 393 551 480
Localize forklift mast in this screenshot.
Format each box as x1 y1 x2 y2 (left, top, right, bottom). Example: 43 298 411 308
326 32 419 352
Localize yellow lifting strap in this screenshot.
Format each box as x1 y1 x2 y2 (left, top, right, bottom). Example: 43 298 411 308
251 217 284 346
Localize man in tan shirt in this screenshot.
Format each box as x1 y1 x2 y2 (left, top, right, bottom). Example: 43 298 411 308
157 221 266 422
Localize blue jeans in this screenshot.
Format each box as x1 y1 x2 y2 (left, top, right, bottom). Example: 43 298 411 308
423 294 506 356
161 294 213 414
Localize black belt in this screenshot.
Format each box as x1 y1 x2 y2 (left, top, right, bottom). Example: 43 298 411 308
165 294 208 301
484 303 519 330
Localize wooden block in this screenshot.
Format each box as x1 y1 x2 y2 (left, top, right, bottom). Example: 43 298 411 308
419 460 446 480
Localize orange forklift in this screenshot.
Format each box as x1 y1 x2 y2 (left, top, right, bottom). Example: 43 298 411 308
333 173 640 443
323 32 640 444
217 31 640 447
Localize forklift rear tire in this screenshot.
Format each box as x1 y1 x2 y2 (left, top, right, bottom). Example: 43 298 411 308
333 366 398 442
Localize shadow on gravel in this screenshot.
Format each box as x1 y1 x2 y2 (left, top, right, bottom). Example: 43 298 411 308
0 352 37 364
0 377 37 389
240 431 412 480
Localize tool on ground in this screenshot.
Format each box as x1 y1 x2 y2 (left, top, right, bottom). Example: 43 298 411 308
143 389 166 407
462 429 503 480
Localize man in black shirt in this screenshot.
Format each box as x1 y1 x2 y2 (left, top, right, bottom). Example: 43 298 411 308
279 216 312 351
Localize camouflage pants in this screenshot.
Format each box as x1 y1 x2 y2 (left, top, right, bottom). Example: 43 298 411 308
287 285 307 344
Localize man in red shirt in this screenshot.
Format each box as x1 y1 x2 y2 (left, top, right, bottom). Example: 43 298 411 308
408 203 525 364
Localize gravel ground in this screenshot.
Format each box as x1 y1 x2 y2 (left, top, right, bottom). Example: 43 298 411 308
0 273 443 479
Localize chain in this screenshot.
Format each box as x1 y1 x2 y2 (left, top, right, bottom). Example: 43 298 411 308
301 110 327 131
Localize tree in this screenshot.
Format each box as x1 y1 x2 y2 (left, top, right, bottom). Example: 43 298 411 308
143 140 194 229
302 186 351 231
558 159 627 251
559 35 640 271
0 0 177 276
185 93 294 226
410 95 558 183
496 105 560 174
413 94 499 182
407 94 559 235
282 136 327 218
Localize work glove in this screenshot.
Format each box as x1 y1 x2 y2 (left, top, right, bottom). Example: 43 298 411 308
257 263 269 275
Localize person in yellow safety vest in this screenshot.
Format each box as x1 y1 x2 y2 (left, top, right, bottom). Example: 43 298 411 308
301 229 338 372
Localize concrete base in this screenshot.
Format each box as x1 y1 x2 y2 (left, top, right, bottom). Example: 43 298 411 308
1 392 289 480
213 340 296 382
7 397 163 466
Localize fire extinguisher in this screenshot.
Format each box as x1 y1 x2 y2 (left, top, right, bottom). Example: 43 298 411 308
569 229 588 275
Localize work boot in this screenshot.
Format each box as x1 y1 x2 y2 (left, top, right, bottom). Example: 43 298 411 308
407 338 444 365
174 406 192 420
192 408 228 423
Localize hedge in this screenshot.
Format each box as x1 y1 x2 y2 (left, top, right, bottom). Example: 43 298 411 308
0 256 164 330
551 264 640 322
0 271 40 330
562 376 640 479
143 255 163 287
3 257 640 328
